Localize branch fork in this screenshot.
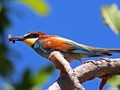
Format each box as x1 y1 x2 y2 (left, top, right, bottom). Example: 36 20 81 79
48 51 84 90
47 51 120 90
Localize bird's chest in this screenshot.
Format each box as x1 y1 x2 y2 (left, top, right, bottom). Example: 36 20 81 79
32 40 51 58
32 40 82 62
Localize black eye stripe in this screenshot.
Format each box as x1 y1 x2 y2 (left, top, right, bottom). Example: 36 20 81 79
31 34 39 37
24 34 39 38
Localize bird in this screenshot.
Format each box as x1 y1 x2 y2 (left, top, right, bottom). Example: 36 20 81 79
8 32 120 62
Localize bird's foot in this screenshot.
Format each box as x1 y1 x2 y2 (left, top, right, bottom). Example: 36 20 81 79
97 58 111 62
84 60 98 65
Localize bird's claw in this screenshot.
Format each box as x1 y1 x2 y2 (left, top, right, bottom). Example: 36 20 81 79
85 58 111 65
97 58 111 62
84 60 98 65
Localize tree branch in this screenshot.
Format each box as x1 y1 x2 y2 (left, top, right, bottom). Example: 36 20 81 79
48 51 84 90
48 51 120 90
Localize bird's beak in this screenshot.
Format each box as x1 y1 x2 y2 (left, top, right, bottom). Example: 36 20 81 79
8 34 37 47
8 34 25 43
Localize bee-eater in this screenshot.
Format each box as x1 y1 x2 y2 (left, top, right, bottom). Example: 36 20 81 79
9 32 120 62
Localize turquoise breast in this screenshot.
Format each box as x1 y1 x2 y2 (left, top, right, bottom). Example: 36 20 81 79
32 40 51 58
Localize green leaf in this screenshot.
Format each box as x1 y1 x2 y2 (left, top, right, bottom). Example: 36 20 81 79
101 4 120 35
18 0 50 15
108 75 120 86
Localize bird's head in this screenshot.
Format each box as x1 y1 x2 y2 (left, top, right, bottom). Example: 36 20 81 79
8 32 46 47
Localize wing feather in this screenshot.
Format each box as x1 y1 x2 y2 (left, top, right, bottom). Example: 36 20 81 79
43 36 93 54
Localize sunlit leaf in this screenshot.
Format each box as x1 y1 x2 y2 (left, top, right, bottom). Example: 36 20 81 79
109 85 119 90
18 0 50 15
108 76 120 86
101 4 120 35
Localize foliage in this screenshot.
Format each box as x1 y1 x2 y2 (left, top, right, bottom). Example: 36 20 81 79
13 65 54 90
0 0 54 90
33 65 54 86
108 75 120 85
1 0 120 90
108 75 120 90
18 0 50 16
101 4 120 90
101 4 120 35
0 0 14 77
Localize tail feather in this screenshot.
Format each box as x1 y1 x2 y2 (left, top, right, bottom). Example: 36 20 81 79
92 48 120 57
101 52 112 56
105 49 120 53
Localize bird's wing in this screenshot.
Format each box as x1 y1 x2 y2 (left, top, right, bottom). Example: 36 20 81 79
42 36 93 55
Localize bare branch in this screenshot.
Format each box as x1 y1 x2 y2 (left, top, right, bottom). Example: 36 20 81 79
48 56 120 90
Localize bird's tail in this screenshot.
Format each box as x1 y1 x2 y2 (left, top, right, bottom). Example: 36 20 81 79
106 49 120 53
103 49 120 55
91 48 120 57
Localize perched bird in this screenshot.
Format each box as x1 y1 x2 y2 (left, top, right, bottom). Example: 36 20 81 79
9 32 120 62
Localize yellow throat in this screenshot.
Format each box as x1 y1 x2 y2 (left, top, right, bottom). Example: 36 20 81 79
24 38 38 46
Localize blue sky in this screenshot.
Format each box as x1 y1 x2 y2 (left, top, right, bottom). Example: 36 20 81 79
6 0 120 90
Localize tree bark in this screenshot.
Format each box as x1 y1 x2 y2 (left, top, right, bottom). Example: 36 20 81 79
48 51 120 90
